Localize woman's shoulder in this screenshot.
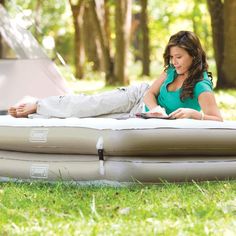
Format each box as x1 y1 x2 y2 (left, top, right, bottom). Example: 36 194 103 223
164 65 176 82
194 71 213 95
154 71 168 85
199 71 213 87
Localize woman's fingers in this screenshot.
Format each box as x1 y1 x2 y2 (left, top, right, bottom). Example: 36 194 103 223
170 108 188 119
170 108 196 119
169 109 181 119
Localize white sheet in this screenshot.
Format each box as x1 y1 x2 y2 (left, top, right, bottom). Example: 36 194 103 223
1 115 236 130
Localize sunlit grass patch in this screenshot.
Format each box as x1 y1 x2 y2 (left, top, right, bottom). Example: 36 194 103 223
1 181 236 235
216 89 236 120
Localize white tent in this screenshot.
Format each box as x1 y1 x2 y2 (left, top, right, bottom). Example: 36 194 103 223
0 5 72 113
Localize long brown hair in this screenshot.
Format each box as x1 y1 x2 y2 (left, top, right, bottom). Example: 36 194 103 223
163 31 210 100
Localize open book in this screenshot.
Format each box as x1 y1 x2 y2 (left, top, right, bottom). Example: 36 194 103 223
136 106 175 119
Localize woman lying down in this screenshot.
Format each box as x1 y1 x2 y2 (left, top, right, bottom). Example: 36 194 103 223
8 31 222 122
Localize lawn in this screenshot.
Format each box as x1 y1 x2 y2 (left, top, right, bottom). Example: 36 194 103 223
1 80 236 235
1 181 236 235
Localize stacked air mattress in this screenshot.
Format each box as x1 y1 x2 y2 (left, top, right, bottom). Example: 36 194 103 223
0 115 236 182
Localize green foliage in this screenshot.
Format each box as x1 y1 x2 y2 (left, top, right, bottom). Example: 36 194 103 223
5 0 214 79
147 0 213 64
6 0 74 63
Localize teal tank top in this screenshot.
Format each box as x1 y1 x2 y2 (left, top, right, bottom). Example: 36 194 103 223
146 66 213 115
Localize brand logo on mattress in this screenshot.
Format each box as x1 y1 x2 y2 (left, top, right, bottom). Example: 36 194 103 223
29 128 49 142
30 164 49 179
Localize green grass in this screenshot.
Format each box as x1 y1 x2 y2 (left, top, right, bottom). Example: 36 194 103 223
1 181 236 235
215 89 236 120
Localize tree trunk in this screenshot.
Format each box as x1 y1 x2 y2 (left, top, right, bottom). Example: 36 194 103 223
131 13 142 61
114 0 132 85
222 0 236 87
0 28 3 59
104 0 111 50
89 0 114 84
34 0 41 40
69 0 85 79
140 0 150 76
207 0 224 88
0 0 5 58
83 3 101 71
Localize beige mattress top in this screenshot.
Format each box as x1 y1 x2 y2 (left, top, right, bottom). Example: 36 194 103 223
0 115 236 130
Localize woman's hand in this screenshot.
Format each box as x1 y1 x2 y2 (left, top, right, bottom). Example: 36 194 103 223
169 108 202 120
148 106 168 117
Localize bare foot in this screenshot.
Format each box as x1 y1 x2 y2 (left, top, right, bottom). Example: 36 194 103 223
16 103 37 117
8 103 37 118
8 106 18 117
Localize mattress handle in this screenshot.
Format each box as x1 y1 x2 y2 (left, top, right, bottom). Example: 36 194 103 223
96 136 105 176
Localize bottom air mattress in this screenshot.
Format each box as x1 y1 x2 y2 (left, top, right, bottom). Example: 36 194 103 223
0 115 236 182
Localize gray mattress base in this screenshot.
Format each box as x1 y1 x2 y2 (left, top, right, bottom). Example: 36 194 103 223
1 150 236 183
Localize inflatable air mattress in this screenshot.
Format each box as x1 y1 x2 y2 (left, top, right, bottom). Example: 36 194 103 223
0 115 236 182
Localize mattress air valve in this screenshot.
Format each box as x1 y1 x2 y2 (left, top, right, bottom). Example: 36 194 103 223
96 136 105 176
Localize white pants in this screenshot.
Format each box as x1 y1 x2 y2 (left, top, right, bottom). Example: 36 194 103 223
34 83 149 119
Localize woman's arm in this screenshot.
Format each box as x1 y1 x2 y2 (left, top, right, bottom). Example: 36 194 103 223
198 92 223 121
169 92 223 121
143 72 167 110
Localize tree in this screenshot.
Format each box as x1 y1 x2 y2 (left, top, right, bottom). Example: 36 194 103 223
114 0 132 85
68 0 85 79
34 0 41 40
207 0 236 88
221 0 236 87
89 0 114 84
131 12 141 61
0 0 5 58
206 0 224 88
140 0 150 76
82 2 101 71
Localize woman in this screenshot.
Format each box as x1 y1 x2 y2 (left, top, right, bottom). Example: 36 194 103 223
8 31 223 121
144 30 222 121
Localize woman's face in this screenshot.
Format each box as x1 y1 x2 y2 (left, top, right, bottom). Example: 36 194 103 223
169 46 193 75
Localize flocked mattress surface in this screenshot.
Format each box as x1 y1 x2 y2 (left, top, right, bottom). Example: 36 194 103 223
0 115 236 130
